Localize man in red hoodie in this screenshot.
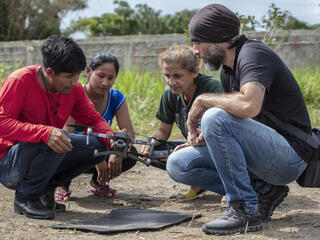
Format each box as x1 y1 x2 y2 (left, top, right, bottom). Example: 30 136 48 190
0 35 114 220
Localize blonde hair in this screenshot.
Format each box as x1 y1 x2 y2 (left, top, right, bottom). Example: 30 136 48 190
159 45 201 73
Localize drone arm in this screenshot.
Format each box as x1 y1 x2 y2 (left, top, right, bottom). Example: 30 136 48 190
127 152 151 167
93 150 151 167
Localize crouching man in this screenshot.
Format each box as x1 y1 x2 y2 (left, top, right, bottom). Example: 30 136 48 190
0 35 114 220
166 4 312 235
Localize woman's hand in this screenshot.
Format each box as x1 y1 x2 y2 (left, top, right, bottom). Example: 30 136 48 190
140 143 151 157
95 161 108 185
107 154 123 181
187 98 206 143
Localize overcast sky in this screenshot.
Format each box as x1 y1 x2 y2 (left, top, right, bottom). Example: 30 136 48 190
61 0 320 38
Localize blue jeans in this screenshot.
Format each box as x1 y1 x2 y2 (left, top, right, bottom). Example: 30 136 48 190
0 133 108 201
166 108 307 214
150 141 186 170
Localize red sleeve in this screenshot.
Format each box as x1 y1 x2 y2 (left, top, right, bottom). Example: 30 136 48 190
0 77 53 144
71 86 114 147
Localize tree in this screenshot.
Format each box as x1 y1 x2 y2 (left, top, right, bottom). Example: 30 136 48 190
162 9 196 34
113 0 139 34
64 1 196 37
283 15 318 30
65 0 140 36
236 13 259 33
0 0 87 41
134 4 164 34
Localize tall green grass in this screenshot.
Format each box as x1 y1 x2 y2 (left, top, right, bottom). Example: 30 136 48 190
292 66 320 106
0 63 9 83
1 64 320 132
113 68 167 137
292 66 320 127
114 65 320 133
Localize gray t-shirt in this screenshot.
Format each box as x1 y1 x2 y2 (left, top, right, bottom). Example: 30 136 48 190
156 73 223 139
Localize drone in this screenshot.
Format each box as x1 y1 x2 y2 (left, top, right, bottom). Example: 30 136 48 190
68 124 173 169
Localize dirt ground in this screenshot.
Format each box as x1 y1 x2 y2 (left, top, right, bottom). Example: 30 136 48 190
1 161 320 240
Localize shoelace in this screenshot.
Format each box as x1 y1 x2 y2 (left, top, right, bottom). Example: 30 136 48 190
223 205 251 223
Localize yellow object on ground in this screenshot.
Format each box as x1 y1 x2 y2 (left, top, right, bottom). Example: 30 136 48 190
184 187 206 200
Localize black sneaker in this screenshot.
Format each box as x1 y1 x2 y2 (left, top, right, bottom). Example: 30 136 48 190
202 204 263 235
258 185 289 223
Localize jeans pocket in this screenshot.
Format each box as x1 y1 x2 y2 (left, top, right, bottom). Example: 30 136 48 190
264 160 307 185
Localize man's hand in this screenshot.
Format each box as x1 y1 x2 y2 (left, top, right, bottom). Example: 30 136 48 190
95 161 108 185
187 128 205 146
172 143 189 152
47 128 72 153
107 154 122 181
187 98 207 143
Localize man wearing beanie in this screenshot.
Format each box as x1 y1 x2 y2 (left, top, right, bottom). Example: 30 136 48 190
166 4 312 235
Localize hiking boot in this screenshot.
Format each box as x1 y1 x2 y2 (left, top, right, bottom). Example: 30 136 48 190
202 204 263 235
258 185 289 223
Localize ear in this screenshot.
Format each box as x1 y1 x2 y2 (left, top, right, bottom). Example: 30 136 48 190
193 66 200 78
85 66 92 78
45 67 55 80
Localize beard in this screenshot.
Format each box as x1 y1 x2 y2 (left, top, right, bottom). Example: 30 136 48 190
204 44 225 71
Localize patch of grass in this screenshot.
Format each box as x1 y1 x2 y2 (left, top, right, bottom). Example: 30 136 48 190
2 64 320 135
113 68 166 137
307 105 320 127
0 63 11 83
0 199 7 215
293 65 320 106
112 66 320 137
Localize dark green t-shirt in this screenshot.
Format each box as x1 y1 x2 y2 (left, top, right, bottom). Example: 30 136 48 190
156 73 223 139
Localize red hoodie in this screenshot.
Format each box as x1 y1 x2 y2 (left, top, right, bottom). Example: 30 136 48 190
0 65 114 160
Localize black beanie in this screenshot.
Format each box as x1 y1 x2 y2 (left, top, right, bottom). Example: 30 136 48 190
189 4 240 43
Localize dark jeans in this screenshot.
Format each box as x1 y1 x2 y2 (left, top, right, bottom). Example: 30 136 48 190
88 146 137 185
0 133 108 201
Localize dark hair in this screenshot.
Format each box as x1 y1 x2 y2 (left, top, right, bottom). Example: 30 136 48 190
89 51 120 76
41 35 86 75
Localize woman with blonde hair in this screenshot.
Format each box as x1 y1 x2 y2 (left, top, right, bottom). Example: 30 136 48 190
141 45 224 200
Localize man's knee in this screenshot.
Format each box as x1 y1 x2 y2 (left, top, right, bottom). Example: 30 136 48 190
166 152 186 182
201 107 231 133
0 176 21 190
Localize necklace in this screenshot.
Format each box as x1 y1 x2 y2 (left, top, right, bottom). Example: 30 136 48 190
40 68 60 115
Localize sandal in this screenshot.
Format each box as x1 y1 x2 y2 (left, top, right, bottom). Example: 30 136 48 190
55 189 72 202
90 185 118 198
